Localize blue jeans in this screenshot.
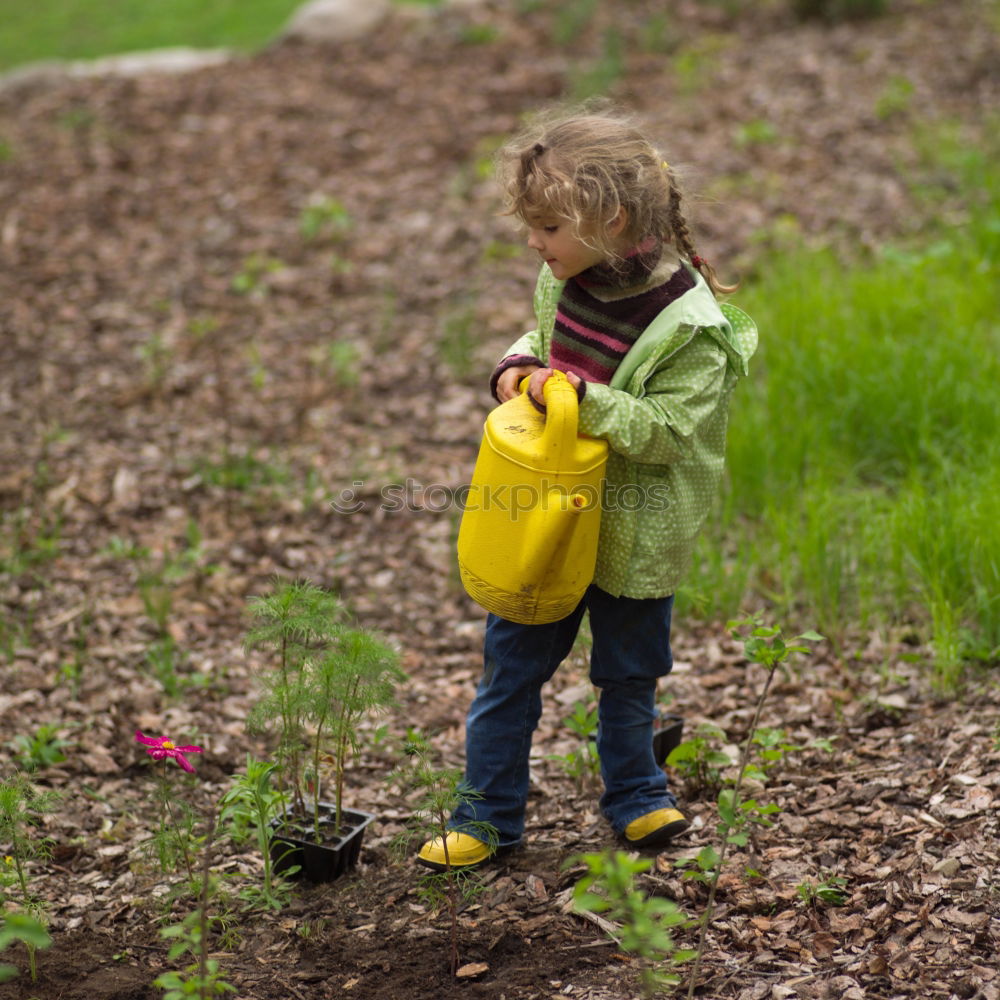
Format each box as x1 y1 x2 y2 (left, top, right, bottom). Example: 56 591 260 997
451 585 677 847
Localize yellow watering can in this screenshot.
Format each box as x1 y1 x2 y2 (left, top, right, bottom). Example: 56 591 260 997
457 370 608 625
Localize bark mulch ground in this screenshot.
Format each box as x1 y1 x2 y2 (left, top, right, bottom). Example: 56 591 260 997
0 1 998 997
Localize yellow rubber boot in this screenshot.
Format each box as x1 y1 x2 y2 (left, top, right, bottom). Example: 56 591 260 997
417 832 493 872
623 808 689 848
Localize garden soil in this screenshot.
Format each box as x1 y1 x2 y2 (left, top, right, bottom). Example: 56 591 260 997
0 1 998 998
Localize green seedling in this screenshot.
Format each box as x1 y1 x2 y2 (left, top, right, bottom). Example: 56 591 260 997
572 850 694 997
391 732 498 978
874 74 915 119
230 253 282 296
0 774 60 982
438 303 478 379
570 27 624 100
195 451 291 492
666 723 731 797
0 507 62 579
153 817 236 1000
683 616 822 999
245 579 404 839
796 874 849 907
137 330 174 391
673 844 721 887
299 195 352 243
549 699 601 787
317 340 361 390
0 913 51 985
219 756 294 910
5 724 73 772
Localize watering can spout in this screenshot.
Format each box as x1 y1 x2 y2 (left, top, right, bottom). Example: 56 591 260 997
457 371 608 625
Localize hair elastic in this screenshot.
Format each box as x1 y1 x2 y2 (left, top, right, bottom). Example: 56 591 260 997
691 255 705 268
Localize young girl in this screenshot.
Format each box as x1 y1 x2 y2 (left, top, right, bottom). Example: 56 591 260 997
419 107 757 870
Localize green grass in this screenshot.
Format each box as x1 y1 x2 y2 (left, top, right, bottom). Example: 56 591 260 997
681 128 1000 689
0 0 305 72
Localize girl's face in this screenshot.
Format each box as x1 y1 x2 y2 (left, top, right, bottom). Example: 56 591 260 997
524 215 607 281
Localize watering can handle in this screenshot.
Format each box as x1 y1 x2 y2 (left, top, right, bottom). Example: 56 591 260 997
519 370 578 446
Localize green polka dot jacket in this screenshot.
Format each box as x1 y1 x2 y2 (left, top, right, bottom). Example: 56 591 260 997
501 263 758 599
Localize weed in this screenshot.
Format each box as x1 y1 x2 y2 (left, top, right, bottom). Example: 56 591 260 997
0 508 62 579
459 23 500 45
390 732 498 978
683 617 822 999
5 724 73 772
0 913 50 985
666 723 732 797
552 0 598 46
791 0 887 20
219 757 297 911
136 330 174 390
231 253 283 296
0 775 60 982
734 119 779 147
571 28 625 99
671 34 732 96
316 340 361 390
438 303 479 379
874 75 915 119
636 13 677 54
299 195 352 243
571 850 694 996
796 873 849 907
549 698 601 788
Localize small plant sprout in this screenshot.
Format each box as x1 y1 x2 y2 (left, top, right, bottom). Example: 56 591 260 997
298 195 352 243
666 723 731 797
0 912 51 985
391 733 498 978
571 850 694 997
244 578 404 838
135 730 204 882
5 723 73 772
153 813 236 1000
796 873 849 907
219 757 295 911
0 774 60 983
683 616 822 1000
549 698 601 787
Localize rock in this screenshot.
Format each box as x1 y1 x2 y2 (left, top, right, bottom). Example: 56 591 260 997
932 856 961 877
280 0 393 44
73 48 232 78
0 48 232 94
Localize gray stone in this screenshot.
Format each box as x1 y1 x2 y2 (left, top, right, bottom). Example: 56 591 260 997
280 0 393 44
0 48 231 94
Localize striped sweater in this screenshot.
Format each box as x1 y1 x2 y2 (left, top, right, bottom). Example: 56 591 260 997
550 258 695 385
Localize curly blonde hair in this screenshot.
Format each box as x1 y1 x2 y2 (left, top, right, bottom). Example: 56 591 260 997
496 105 737 296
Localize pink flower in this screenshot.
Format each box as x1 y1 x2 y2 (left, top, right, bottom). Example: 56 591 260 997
135 730 203 773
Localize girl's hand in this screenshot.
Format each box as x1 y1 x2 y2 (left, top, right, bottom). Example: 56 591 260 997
496 363 542 402
527 368 582 406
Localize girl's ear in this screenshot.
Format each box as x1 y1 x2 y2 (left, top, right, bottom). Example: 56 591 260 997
608 207 628 239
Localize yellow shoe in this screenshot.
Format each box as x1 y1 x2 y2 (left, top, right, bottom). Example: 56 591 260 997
417 832 493 872
623 808 689 849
